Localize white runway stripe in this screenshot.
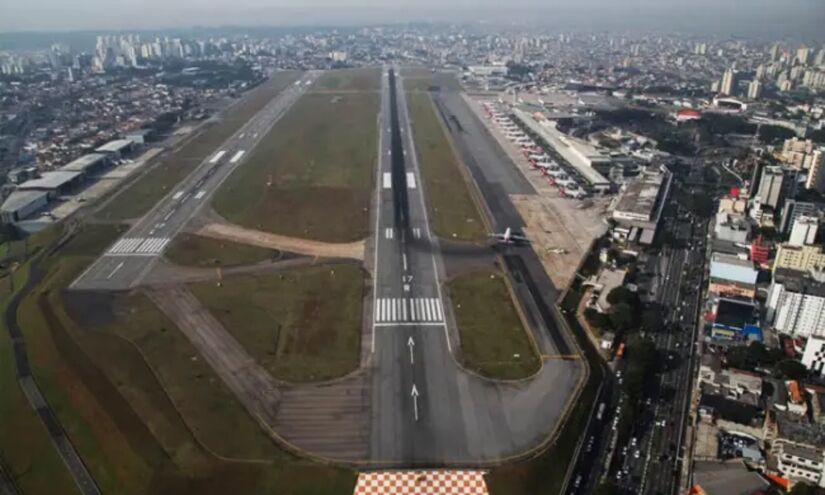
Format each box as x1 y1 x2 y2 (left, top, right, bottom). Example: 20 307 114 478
229 150 245 163
374 297 445 323
194 190 206 199
406 172 416 189
172 191 183 199
383 172 392 189
209 150 226 163
384 228 394 239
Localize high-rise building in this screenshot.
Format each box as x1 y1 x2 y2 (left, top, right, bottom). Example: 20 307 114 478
780 200 819 236
805 149 825 193
747 80 762 100
789 216 819 247
720 68 736 95
757 166 786 210
767 276 825 338
796 46 811 65
770 43 782 61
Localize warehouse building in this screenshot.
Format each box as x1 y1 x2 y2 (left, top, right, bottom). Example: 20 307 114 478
95 138 135 160
0 190 50 223
60 153 110 176
17 171 84 198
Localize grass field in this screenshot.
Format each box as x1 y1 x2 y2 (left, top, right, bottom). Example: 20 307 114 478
164 233 277 267
402 68 462 93
16 223 357 494
448 270 540 380
314 67 381 91
190 264 364 383
99 71 301 221
406 92 486 242
212 83 379 242
0 265 79 495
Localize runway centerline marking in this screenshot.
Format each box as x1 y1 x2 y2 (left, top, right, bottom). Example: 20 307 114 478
406 172 416 189
383 172 392 189
106 261 125 280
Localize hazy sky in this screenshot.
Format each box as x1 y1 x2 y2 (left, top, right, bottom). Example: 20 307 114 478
2 0 823 36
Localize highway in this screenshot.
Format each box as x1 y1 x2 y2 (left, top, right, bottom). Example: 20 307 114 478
71 71 319 291
367 68 582 465
568 168 710 495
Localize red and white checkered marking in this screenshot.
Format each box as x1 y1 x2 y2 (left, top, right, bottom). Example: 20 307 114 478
354 470 489 495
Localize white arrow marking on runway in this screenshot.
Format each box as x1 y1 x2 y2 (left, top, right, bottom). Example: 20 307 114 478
407 336 415 365
411 384 420 422
107 261 125 280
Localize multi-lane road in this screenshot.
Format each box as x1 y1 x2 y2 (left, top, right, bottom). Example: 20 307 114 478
71 71 319 291
367 68 583 465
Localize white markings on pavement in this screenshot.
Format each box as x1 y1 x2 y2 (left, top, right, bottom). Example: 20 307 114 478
407 336 415 365
172 191 184 200
106 261 125 279
229 150 245 163
406 172 416 189
374 297 444 324
383 172 392 189
384 228 394 239
163 209 175 221
194 190 206 199
411 384 420 421
106 237 170 255
412 227 422 239
209 150 226 163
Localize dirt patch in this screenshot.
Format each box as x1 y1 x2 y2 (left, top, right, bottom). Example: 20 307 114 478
196 221 365 260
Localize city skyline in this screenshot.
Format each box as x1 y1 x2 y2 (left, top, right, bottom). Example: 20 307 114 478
2 0 824 38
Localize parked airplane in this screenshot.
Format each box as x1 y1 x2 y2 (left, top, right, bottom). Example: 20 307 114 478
489 227 529 245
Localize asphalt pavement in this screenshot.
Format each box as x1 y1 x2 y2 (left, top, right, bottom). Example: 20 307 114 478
366 68 582 466
71 71 319 291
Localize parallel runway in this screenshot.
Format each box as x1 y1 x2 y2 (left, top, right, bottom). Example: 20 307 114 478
71 71 319 291
367 68 582 466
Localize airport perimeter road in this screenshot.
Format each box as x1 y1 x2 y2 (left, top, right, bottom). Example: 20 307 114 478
71 72 319 291
366 68 582 466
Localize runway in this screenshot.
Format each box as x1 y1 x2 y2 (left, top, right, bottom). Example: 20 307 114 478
71 71 319 291
366 67 582 466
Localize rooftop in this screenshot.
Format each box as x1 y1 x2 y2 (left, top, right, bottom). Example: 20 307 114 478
714 298 759 330
60 153 107 172
0 190 49 213
614 169 670 221
18 171 83 190
692 460 768 495
95 139 134 153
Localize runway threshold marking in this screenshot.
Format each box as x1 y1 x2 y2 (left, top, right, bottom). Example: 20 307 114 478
383 172 392 189
208 150 226 164
406 172 416 189
106 237 170 255
375 297 443 323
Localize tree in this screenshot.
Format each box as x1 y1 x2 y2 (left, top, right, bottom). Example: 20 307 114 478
777 360 808 381
609 303 637 332
607 286 638 306
584 307 612 329
790 482 825 495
